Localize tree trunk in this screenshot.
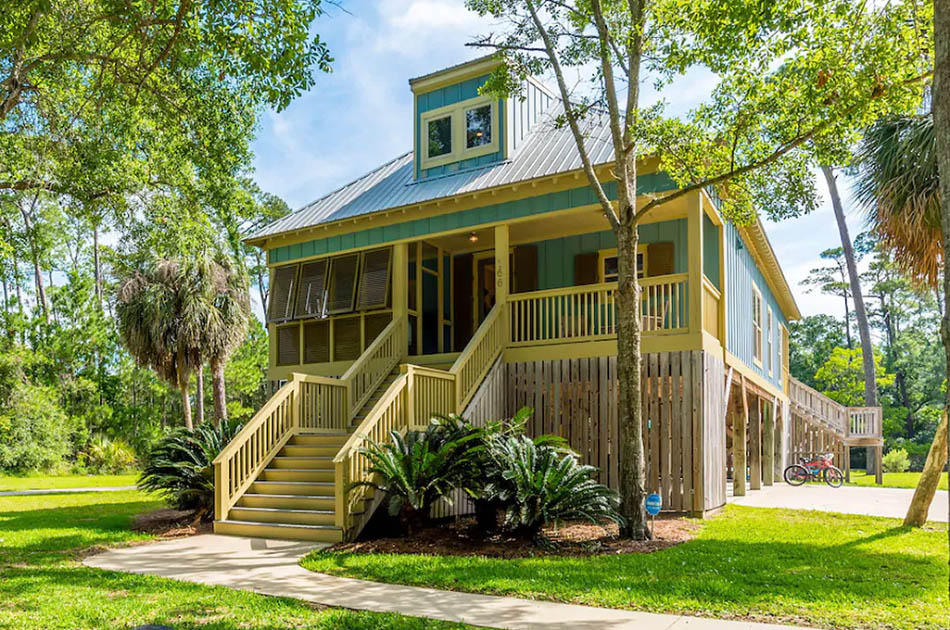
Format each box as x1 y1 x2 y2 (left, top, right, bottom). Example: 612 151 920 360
932 0 950 562
903 412 948 527
178 371 193 431
615 218 650 540
211 356 228 427
195 364 205 426
822 166 878 477
92 224 103 311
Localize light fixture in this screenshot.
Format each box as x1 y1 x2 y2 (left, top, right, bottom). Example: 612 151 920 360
468 232 479 243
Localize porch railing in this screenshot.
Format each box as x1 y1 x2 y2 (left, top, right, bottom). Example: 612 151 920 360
451 304 507 411
507 273 688 347
848 406 883 440
788 377 882 441
341 316 409 416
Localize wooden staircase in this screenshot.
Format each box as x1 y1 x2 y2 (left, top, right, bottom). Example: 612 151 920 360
214 370 400 542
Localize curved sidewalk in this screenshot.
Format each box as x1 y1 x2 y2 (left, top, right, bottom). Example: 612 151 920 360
0 485 136 497
85 533 814 630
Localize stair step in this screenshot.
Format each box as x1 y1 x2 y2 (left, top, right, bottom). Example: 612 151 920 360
214 519 342 543
238 493 335 510
260 468 335 483
281 445 340 458
292 434 349 447
229 506 336 526
270 456 334 470
250 481 334 496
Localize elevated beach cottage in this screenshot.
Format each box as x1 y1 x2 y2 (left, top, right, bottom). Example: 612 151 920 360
212 56 883 541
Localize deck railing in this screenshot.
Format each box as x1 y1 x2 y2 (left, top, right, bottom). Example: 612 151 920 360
342 316 408 416
507 274 688 347
451 303 507 411
702 277 721 339
406 365 457 427
848 406 883 440
213 377 300 520
788 377 883 441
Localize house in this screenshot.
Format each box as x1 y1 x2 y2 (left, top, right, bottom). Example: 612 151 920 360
212 56 883 542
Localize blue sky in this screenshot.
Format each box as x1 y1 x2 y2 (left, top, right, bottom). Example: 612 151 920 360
250 0 861 320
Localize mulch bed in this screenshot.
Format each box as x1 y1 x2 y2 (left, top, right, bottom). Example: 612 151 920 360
131 508 212 538
327 515 698 558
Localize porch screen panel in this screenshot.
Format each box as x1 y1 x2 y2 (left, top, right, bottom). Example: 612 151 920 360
303 320 330 364
646 242 674 276
276 325 299 365
356 248 392 310
333 316 362 361
267 264 298 322
513 245 538 293
326 254 360 314
295 259 328 319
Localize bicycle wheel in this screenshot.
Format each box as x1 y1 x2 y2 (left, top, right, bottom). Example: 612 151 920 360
823 466 844 488
784 464 809 486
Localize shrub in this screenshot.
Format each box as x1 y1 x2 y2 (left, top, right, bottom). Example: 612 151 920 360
357 419 482 534
138 421 242 519
882 448 911 473
483 434 624 541
0 382 71 473
82 436 138 473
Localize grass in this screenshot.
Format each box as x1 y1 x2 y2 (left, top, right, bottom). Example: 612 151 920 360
0 473 139 492
303 506 949 630
0 490 473 630
848 469 949 491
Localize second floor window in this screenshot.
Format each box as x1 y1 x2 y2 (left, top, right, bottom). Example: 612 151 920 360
427 115 452 157
466 104 492 148
752 287 763 365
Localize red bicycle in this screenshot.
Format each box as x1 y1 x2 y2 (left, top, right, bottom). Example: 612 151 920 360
784 453 844 488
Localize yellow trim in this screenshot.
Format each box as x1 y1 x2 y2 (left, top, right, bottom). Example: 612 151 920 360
409 56 500 95
738 219 801 321
419 95 501 170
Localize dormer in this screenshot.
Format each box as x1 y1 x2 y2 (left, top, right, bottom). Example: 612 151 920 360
409 55 555 180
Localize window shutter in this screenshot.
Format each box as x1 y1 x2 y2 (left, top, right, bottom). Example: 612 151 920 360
574 252 599 285
303 320 330 364
294 259 328 319
267 265 298 322
276 325 300 365
326 253 360 314
356 248 392 310
364 312 392 344
333 316 362 360
513 245 538 293
647 242 675 277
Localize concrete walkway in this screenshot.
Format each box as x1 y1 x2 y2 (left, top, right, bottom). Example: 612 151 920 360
729 482 948 522
0 485 136 497
85 534 813 630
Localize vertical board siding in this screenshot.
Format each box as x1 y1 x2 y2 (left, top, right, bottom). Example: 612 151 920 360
702 213 721 289
508 80 553 154
531 220 688 290
433 351 725 518
724 222 787 388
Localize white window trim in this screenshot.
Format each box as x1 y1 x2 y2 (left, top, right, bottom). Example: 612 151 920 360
419 94 499 171
767 306 774 376
597 246 648 283
752 286 763 367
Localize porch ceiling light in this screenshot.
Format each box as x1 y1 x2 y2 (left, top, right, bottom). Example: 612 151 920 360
468 232 479 243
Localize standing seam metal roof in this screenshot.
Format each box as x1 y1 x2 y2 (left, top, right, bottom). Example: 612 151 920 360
248 103 616 241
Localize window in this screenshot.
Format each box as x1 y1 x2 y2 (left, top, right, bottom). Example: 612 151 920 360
419 95 498 170
598 247 647 283
294 259 328 319
267 265 298 322
326 253 361 314
767 306 774 376
466 104 492 148
752 286 763 365
427 115 452 158
778 324 787 376
356 248 392 310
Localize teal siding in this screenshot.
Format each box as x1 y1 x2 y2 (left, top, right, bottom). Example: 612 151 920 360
702 213 720 290
725 222 787 388
415 74 505 179
268 173 677 264
531 220 687 290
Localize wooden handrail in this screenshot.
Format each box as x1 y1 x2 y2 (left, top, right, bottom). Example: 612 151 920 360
342 315 409 416
450 303 507 412
788 376 882 440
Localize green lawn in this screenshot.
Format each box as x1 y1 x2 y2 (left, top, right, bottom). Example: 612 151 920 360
0 490 472 630
848 469 949 491
0 473 139 492
303 507 949 630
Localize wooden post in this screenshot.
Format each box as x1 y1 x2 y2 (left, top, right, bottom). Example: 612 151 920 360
749 394 762 490
734 377 748 496
415 242 423 354
875 445 883 485
762 399 774 486
844 447 851 482
687 194 703 334
494 224 509 304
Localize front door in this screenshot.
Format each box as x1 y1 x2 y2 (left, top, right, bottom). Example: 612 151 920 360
473 251 496 329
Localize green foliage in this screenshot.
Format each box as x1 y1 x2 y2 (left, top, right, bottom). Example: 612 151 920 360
881 448 911 474
138 421 242 518
80 436 137 475
0 380 71 473
357 420 483 533
482 434 623 540
815 347 893 407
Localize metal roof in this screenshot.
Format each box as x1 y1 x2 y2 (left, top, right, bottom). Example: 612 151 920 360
247 102 616 242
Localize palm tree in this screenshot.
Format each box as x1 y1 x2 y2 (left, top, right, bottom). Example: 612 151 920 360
853 113 947 528
116 260 200 430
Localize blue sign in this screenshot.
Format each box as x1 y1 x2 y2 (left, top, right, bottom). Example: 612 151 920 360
645 493 662 516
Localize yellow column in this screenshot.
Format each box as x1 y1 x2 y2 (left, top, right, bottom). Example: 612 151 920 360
687 193 703 334
494 224 509 304
392 242 408 318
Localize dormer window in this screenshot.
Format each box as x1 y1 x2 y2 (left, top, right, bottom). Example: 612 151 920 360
419 95 499 170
